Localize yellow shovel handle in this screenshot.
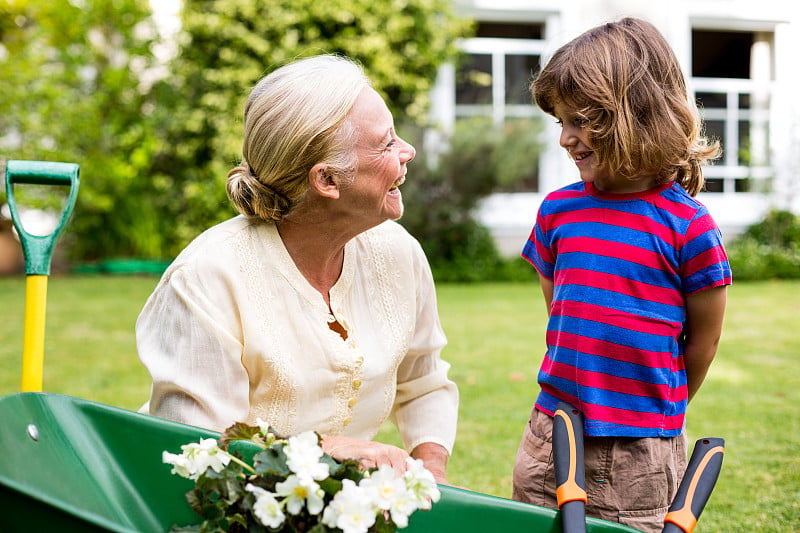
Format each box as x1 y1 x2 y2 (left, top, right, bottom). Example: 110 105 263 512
21 275 48 392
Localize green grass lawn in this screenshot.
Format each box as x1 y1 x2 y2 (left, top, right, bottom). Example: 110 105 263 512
0 275 798 532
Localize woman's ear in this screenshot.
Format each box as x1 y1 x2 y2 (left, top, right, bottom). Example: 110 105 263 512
308 163 340 199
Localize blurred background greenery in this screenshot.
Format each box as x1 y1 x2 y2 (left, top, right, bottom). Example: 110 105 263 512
0 0 475 263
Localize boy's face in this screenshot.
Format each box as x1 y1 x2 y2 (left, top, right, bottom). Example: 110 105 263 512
552 101 612 188
552 101 657 194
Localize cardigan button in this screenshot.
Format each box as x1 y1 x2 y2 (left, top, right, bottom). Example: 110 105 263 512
352 379 362 390
343 417 351 426
348 397 356 408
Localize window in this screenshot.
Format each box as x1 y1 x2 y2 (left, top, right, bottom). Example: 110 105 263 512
692 28 773 194
692 30 753 79
453 21 546 191
455 22 544 121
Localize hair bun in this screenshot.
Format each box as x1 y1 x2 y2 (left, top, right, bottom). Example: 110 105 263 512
226 161 290 221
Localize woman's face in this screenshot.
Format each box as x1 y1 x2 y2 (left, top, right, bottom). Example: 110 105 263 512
342 87 416 223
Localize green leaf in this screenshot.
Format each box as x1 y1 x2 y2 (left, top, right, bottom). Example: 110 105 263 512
317 476 343 496
220 422 262 449
372 512 396 533
321 453 343 475
253 447 291 477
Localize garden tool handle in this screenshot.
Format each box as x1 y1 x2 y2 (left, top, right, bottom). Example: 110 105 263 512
5 160 80 276
553 401 587 533
5 160 80 392
662 438 725 533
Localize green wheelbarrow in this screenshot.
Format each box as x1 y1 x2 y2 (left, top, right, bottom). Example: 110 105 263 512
0 393 723 533
0 392 641 533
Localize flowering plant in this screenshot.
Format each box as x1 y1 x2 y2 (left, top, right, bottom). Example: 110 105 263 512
163 420 440 533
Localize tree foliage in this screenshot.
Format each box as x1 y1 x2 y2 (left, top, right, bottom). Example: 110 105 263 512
399 117 543 282
146 0 471 258
0 0 166 259
1 0 470 261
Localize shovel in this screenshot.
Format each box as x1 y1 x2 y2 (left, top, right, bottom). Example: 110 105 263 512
4 160 80 392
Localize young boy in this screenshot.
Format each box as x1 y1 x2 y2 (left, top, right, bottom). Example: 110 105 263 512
511 18 732 533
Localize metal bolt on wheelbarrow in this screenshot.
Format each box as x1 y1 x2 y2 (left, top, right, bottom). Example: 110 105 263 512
4 159 80 392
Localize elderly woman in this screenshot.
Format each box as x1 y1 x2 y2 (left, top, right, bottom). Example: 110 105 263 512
136 55 458 483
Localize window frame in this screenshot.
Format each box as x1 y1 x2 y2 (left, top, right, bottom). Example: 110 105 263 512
456 36 548 126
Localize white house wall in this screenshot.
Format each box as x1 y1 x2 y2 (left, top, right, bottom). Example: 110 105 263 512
446 0 800 255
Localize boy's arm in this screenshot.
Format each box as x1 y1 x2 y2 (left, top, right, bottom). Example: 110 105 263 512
683 285 728 402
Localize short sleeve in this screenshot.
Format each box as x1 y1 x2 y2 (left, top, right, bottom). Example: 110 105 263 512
521 207 555 279
680 209 733 294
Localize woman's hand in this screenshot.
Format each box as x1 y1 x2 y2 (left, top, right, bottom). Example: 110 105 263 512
411 442 449 485
321 437 451 486
321 435 412 479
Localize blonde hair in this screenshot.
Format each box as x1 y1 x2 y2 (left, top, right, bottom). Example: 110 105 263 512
532 17 720 196
227 55 370 220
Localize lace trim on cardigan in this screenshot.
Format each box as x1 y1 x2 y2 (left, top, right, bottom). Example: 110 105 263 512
362 225 411 418
238 223 298 434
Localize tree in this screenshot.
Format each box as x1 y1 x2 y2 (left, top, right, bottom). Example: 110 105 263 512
2 0 470 262
399 117 544 282
0 0 167 260
146 0 471 257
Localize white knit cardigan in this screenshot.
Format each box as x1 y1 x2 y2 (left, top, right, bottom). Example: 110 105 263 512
136 216 458 454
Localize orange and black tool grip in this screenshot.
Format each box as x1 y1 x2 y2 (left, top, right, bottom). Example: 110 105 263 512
662 438 725 533
553 401 588 533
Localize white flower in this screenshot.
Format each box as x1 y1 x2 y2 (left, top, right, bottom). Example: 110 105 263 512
166 426 439 533
359 464 407 511
162 438 230 480
162 450 193 479
245 484 285 529
275 474 325 515
388 488 419 529
283 431 329 483
255 417 272 435
402 458 441 509
360 464 421 528
322 479 376 533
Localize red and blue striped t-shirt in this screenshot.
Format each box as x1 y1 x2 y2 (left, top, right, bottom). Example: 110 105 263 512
521 180 732 437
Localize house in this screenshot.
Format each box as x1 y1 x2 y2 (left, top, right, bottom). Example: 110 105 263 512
429 0 800 255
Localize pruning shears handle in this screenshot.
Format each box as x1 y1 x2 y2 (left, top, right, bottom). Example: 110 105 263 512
662 438 725 533
553 401 588 533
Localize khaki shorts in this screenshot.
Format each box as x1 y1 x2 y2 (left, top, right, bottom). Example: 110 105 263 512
512 407 687 533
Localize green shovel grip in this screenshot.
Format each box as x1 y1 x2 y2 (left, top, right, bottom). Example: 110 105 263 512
5 160 80 275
